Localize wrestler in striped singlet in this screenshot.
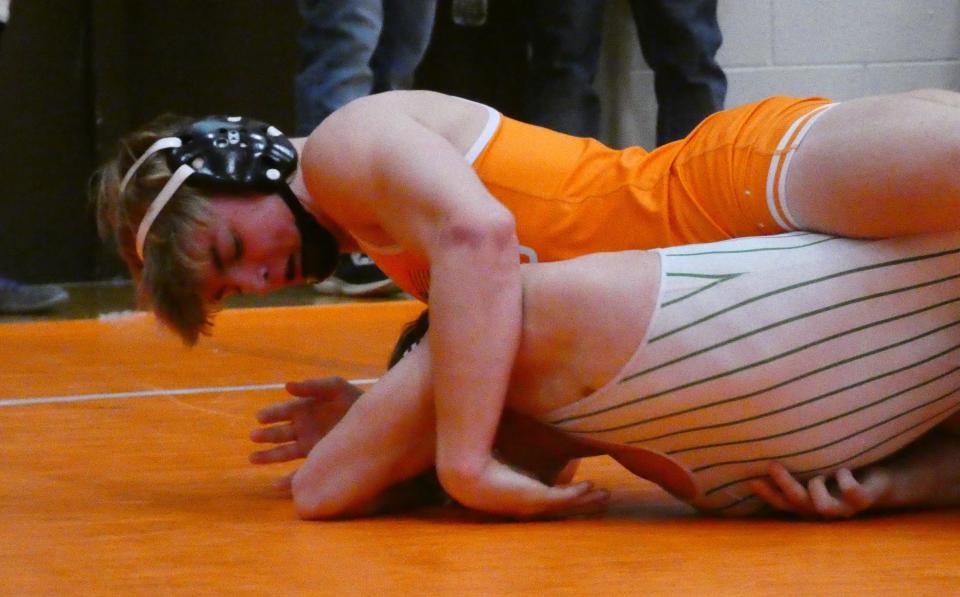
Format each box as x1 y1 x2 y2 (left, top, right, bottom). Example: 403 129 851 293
547 231 960 515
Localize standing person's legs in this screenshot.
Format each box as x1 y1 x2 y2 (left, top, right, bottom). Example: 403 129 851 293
355 0 436 297
628 0 726 145
522 0 606 138
294 0 384 136
0 0 68 314
371 0 437 93
0 0 8 41
296 0 401 296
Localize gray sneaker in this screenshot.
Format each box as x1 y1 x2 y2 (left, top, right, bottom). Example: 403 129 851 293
0 278 69 314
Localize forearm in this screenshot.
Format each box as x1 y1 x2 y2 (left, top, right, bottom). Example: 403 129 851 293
429 220 523 488
291 345 437 519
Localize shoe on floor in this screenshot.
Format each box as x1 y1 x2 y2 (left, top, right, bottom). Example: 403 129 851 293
0 278 69 314
313 253 400 297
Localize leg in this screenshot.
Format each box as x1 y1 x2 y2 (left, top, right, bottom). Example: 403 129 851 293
297 0 402 297
371 0 437 93
629 0 727 145
522 0 606 138
294 0 383 135
787 89 960 238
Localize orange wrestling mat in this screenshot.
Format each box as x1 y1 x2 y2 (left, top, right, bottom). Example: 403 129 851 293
1 302 957 595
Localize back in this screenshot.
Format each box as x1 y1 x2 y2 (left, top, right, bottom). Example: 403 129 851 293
545 232 960 515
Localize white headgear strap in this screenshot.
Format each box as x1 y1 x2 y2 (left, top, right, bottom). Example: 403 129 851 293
134 163 195 261
118 137 196 262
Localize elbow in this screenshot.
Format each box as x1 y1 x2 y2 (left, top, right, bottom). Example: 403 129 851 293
436 211 517 256
291 472 353 520
435 459 490 511
291 481 337 521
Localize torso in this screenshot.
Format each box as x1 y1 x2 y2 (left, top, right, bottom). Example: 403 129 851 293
507 250 661 418
345 91 731 301
545 232 960 514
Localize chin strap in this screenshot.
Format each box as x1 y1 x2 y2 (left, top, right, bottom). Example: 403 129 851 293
277 184 340 281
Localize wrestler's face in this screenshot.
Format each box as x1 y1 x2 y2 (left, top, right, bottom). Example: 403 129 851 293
199 193 305 302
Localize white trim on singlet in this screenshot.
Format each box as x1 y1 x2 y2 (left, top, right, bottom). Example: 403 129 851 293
463 103 501 165
764 103 836 230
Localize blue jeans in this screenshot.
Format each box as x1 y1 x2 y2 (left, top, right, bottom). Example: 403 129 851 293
524 0 726 145
630 0 727 144
523 0 605 138
294 0 437 135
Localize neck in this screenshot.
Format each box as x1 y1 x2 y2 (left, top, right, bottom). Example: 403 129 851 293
286 137 358 253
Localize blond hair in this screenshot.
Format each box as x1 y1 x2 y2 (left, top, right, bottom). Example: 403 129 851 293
91 114 217 345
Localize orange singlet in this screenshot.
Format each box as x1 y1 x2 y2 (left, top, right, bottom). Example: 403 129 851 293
358 95 834 300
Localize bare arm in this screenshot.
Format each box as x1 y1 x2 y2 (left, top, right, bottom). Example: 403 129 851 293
288 341 437 519
251 352 604 518
302 93 599 516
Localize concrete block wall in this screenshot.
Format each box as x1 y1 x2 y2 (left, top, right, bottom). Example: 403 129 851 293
599 0 960 148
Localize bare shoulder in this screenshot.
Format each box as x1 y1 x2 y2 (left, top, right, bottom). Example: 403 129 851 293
296 89 496 237
306 90 490 158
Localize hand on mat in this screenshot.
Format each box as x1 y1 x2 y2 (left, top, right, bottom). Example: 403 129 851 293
249 377 362 476
439 456 610 519
750 462 892 519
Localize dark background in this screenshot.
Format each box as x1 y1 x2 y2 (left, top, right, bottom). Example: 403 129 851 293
0 0 530 283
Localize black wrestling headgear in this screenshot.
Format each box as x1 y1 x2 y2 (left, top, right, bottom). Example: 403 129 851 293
119 115 338 281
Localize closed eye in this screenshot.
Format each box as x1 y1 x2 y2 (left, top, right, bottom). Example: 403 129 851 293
232 232 244 262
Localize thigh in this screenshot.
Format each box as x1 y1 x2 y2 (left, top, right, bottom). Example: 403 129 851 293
294 0 384 131
786 89 960 238
525 0 605 67
660 95 832 240
628 0 722 64
297 0 383 57
522 0 606 137
374 0 437 87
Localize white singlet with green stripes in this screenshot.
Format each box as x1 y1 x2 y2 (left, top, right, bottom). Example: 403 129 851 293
547 231 960 515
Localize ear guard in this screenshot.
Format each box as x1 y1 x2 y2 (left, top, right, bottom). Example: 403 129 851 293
168 116 298 193
120 116 338 281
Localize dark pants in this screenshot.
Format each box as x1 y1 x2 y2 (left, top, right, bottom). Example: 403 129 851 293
294 0 437 135
523 0 727 145
523 0 605 138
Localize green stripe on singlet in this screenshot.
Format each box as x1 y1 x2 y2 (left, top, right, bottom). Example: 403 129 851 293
664 234 833 257
659 236 829 307
661 273 742 308
581 333 960 437
707 402 960 504
695 386 960 475
665 365 960 455
623 273 960 386
550 293 960 428
648 245 960 345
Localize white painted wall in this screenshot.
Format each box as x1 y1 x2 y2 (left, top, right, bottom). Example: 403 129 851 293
599 0 960 147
